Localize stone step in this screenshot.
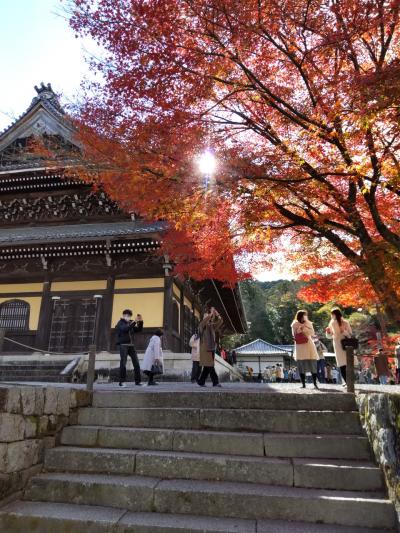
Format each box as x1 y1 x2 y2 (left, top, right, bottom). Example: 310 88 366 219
92 390 357 411
0 365 66 370
23 473 395 529
77 407 362 434
0 370 64 376
61 425 372 460
0 501 390 533
0 375 69 382
263 433 372 459
44 446 383 491
0 361 70 366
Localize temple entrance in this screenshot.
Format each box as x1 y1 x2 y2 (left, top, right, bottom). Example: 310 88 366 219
48 297 98 353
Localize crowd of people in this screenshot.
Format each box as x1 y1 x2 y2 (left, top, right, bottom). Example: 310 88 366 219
114 306 400 389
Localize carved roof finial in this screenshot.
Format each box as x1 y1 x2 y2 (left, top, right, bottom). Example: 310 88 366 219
31 83 64 114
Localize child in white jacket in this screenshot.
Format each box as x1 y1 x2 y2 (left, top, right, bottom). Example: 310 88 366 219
189 332 201 383
142 329 164 386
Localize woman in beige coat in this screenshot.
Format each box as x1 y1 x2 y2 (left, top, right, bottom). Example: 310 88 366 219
291 310 319 389
326 308 352 384
197 306 223 387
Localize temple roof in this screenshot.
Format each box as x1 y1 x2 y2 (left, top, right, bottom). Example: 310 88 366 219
0 220 166 247
0 83 76 169
235 338 293 355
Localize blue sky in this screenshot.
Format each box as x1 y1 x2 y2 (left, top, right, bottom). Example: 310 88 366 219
0 0 90 130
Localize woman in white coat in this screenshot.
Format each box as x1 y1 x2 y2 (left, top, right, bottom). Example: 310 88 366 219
291 310 319 389
326 308 352 384
142 329 164 386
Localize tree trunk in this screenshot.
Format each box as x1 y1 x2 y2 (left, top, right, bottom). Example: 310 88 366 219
362 258 400 326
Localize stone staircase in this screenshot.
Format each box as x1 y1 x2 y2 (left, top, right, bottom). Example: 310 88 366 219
0 360 75 383
0 389 397 532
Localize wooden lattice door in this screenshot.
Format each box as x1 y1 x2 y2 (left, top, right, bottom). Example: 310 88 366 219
48 297 97 353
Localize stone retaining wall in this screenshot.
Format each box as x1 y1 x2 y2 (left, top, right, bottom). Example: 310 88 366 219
0 385 91 501
356 392 400 517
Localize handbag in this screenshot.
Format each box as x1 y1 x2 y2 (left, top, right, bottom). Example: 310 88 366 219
151 361 164 375
294 332 308 345
341 337 359 350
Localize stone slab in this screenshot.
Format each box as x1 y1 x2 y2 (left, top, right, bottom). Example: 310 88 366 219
78 407 201 429
60 426 99 447
153 479 395 529
92 391 357 412
257 519 392 532
293 458 384 491
98 427 174 451
0 413 25 442
77 407 361 434
199 409 362 435
25 472 159 512
118 511 256 532
0 500 124 533
1 439 42 474
45 446 137 475
135 450 293 485
264 433 372 460
173 429 264 456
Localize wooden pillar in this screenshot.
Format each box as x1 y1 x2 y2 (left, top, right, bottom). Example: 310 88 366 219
35 278 52 351
163 276 173 351
97 274 115 351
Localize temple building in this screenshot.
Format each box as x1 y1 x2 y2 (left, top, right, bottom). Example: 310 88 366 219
0 83 246 360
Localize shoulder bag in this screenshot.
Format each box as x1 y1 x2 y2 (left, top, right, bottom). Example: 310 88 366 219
294 332 309 345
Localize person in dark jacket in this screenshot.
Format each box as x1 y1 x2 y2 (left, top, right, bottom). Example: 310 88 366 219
116 309 143 387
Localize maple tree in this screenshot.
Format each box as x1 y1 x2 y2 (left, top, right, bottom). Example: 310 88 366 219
68 0 400 322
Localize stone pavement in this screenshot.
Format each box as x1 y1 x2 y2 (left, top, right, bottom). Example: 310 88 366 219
1 380 399 394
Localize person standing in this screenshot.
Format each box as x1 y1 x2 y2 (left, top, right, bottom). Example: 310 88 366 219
374 349 391 385
291 310 319 389
197 306 223 387
116 309 143 388
283 367 289 383
189 332 201 383
276 364 283 383
314 337 328 384
231 350 237 365
326 308 352 385
326 363 333 384
142 329 164 386
395 342 400 384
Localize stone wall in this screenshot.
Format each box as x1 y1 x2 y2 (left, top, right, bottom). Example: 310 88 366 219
356 392 400 516
0 385 91 501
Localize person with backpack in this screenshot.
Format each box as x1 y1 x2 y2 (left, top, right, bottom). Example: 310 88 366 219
291 310 319 389
142 329 164 386
115 309 143 387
